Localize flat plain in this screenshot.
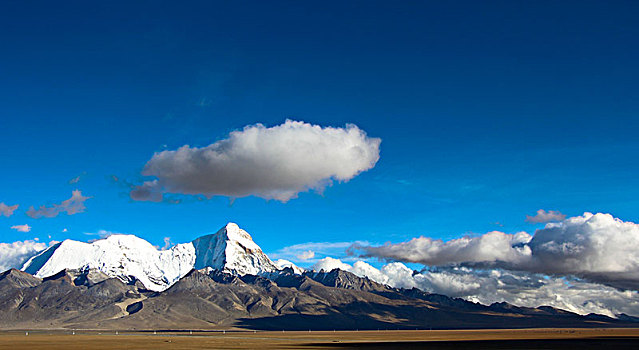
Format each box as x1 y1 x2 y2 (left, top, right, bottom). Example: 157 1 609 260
1 328 639 349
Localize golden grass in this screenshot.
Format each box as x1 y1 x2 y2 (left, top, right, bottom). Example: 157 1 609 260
0 328 638 349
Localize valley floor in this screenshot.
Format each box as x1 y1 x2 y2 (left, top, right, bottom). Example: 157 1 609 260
0 328 639 349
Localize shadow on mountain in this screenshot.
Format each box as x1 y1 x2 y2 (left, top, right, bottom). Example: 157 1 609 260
126 301 143 315
236 299 630 331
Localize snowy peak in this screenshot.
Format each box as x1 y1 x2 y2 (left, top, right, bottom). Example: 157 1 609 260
22 235 196 292
20 222 280 292
192 222 279 275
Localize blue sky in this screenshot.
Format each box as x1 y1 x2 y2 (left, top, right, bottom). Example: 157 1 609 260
1 1 639 266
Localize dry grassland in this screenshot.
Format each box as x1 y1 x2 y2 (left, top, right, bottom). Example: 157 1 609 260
0 328 638 349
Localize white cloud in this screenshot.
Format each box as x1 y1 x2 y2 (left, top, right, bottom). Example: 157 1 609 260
135 120 381 202
296 250 315 260
10 224 31 233
0 240 49 272
412 267 639 318
26 190 90 218
351 260 419 290
0 203 19 217
526 212 639 289
352 230 532 266
312 257 639 318
312 257 354 272
352 213 639 290
526 209 566 223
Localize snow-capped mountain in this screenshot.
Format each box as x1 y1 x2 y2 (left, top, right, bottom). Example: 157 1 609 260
192 223 279 275
21 223 279 291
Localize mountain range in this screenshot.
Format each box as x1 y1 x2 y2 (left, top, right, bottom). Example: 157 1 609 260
2 223 638 330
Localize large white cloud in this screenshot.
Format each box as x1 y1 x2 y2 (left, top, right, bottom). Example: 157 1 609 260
527 212 639 289
352 230 533 266
26 190 90 219
352 213 639 290
0 240 49 272
312 257 639 318
135 120 381 202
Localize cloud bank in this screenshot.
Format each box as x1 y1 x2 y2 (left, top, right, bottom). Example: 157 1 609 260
0 240 49 272
26 190 90 219
135 120 381 202
352 213 639 290
0 203 19 217
311 257 639 318
526 209 566 223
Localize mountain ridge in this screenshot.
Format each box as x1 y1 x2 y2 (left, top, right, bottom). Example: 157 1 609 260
1 266 636 330
5 222 639 330
21 223 280 292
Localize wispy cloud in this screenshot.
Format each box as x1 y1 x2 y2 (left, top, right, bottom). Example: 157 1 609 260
68 172 87 184
26 190 90 219
526 209 566 223
10 224 31 233
296 250 315 260
269 240 369 265
0 203 19 217
84 229 121 240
